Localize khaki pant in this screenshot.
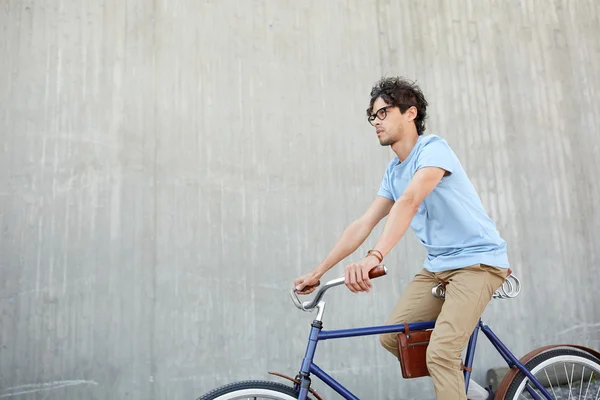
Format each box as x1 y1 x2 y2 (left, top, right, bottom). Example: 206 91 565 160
379 264 508 400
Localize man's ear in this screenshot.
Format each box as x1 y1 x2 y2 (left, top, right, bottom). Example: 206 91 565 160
405 106 418 122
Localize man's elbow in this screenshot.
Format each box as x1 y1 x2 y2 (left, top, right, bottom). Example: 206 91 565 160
397 194 421 214
352 216 376 234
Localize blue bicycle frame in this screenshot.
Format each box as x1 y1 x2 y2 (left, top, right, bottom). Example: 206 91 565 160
294 319 554 400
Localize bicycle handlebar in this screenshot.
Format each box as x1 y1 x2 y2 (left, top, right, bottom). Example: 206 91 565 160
290 265 388 312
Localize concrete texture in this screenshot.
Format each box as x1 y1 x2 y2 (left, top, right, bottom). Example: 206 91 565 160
1 0 599 399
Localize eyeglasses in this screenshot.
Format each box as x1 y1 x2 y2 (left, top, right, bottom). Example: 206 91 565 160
367 105 394 126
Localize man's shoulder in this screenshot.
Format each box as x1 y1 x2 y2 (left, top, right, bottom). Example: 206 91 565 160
416 134 456 158
420 133 449 147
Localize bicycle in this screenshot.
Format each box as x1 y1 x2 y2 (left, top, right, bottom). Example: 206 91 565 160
198 266 600 400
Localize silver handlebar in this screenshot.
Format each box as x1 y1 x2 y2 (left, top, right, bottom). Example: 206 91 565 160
291 266 521 312
290 266 388 312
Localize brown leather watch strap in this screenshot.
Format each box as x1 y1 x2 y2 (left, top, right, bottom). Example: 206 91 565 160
367 249 383 263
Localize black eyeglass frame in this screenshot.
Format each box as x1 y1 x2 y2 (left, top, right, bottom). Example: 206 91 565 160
367 104 416 126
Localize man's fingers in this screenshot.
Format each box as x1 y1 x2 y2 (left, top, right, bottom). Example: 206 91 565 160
346 265 358 293
345 264 377 293
295 278 308 291
297 287 314 295
351 268 363 292
358 268 370 292
362 268 373 289
295 275 320 293
345 266 353 292
296 280 316 295
346 267 355 292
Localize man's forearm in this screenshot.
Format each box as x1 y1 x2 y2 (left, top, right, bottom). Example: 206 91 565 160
374 195 419 258
314 219 374 277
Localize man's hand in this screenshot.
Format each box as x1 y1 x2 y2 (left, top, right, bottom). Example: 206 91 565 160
345 255 380 293
294 272 322 295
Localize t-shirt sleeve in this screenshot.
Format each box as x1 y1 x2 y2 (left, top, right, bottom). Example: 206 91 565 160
377 169 394 200
415 139 456 175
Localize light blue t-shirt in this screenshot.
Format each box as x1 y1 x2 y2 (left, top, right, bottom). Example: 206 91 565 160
377 134 509 273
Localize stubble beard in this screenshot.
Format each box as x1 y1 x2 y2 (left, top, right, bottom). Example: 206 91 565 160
379 138 392 146
379 125 402 147
378 134 395 147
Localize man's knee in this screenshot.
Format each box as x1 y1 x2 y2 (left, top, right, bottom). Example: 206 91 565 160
426 339 459 372
379 333 399 357
425 340 440 369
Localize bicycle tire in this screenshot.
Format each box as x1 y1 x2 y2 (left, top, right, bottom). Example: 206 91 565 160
503 348 600 400
197 380 314 400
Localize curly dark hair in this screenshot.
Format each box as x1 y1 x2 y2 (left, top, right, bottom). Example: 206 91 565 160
366 77 428 136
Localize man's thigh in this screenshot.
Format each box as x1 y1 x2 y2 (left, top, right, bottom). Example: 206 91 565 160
384 268 445 326
429 264 507 367
380 268 445 356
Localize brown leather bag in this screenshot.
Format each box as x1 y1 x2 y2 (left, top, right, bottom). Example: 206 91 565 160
397 323 432 379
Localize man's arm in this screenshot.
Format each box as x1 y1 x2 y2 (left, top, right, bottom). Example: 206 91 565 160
372 167 446 257
294 195 394 294
345 167 447 293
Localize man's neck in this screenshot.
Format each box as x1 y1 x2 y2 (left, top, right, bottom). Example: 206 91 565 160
391 133 419 163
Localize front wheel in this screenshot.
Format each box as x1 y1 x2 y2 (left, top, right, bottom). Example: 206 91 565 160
503 348 600 400
197 380 314 400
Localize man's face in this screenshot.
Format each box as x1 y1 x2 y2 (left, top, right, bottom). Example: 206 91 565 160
368 97 414 146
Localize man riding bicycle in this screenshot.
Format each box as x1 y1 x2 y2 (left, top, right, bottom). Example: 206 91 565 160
294 77 509 400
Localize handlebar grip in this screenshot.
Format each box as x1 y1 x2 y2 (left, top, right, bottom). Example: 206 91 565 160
368 265 387 279
299 281 320 292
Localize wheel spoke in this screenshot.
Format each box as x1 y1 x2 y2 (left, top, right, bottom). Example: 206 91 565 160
571 363 576 400
544 367 558 399
564 362 573 400
583 370 593 399
554 364 561 398
579 366 584 399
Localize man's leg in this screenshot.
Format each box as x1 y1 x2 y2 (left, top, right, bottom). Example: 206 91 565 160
380 269 445 358
426 264 508 400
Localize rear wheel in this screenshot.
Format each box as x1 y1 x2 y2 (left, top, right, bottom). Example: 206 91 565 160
503 348 600 399
197 380 314 400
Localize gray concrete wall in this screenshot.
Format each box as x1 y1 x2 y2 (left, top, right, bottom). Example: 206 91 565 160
1 1 599 399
